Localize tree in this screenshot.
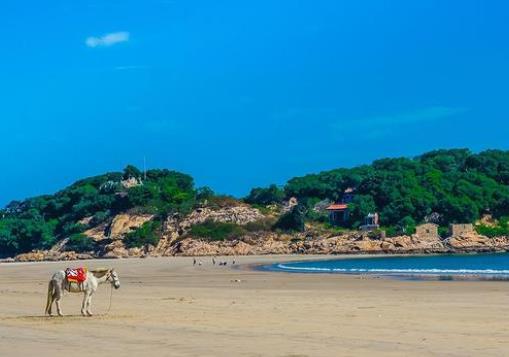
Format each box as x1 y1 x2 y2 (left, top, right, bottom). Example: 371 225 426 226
397 216 416 235
66 233 95 252
124 221 161 248
348 195 376 227
245 184 285 205
273 204 306 232
123 165 142 180
188 221 246 241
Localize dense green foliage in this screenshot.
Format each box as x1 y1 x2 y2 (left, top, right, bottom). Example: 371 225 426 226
283 149 509 227
0 166 201 257
476 217 509 237
124 220 161 248
273 205 306 232
2 148 509 258
66 233 95 252
245 185 285 205
187 220 246 241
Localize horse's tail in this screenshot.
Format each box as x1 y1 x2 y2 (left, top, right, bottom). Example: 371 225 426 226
44 281 53 315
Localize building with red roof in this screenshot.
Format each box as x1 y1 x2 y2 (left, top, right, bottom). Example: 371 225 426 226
325 188 356 226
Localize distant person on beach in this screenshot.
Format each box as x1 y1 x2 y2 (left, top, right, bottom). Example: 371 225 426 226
193 258 196 266
212 257 216 265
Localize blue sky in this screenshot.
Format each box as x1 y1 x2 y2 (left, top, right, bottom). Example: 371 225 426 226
1 0 509 206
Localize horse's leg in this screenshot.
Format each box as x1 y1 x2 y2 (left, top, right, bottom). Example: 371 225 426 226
47 292 53 316
86 291 95 316
48 291 58 316
81 291 89 316
54 286 64 317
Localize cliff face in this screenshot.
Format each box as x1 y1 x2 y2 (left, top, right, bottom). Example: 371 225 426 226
10 205 509 262
154 205 266 256
84 213 154 241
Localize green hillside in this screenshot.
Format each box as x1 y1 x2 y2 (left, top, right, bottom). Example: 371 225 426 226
2 148 509 257
0 166 212 257
246 149 509 231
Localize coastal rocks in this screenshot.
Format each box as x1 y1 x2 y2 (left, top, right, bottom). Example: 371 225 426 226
444 233 509 251
9 204 509 262
382 234 445 252
102 240 130 258
14 251 47 262
288 233 447 255
14 250 94 262
168 236 291 256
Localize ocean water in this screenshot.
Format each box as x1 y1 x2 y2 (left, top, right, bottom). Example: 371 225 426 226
265 253 509 278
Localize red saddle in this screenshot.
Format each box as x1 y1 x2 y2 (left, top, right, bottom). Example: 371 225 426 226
65 267 88 283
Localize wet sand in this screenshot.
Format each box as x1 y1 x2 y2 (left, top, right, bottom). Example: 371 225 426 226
1 255 508 356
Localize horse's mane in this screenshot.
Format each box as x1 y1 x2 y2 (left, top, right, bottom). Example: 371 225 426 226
90 268 111 278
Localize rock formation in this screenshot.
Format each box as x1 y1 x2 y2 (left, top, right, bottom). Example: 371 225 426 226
10 204 509 262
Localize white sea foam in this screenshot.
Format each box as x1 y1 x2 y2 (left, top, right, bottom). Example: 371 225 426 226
275 264 509 275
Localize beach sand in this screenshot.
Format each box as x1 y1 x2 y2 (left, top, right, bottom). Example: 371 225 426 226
1 255 508 356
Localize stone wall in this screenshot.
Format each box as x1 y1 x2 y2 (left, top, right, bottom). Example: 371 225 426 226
415 223 439 240
449 223 474 237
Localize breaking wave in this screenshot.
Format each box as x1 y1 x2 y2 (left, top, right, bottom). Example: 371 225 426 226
268 254 509 277
275 264 509 275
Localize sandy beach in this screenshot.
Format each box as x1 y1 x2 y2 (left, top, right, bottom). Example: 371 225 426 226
1 255 509 357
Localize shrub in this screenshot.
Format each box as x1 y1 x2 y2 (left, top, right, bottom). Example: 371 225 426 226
273 205 306 232
382 226 399 237
397 216 416 235
188 221 246 241
61 222 86 236
244 218 276 232
207 195 241 209
438 226 449 238
91 211 110 226
305 209 329 223
244 185 285 205
66 233 95 252
196 186 215 202
476 218 509 237
124 220 161 248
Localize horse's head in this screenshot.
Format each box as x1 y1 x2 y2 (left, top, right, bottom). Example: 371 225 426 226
106 269 120 289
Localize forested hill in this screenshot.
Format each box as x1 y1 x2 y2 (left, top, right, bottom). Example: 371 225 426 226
2 149 509 258
0 166 215 257
246 149 509 229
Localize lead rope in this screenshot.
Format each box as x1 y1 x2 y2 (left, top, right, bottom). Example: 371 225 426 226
104 283 113 315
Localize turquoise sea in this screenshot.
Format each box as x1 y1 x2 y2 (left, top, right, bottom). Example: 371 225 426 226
264 253 509 278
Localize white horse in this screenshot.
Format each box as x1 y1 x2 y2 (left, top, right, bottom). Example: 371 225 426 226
45 268 120 317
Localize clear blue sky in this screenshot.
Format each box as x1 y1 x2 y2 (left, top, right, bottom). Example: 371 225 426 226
1 0 508 206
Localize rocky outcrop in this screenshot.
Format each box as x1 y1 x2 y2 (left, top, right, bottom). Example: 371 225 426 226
445 233 509 251
84 222 110 241
156 230 509 257
14 250 93 262
83 213 154 241
9 206 509 262
108 214 154 239
153 206 266 255
178 206 265 230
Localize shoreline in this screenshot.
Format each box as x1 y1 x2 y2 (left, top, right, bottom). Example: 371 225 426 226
5 245 509 264
254 252 509 282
